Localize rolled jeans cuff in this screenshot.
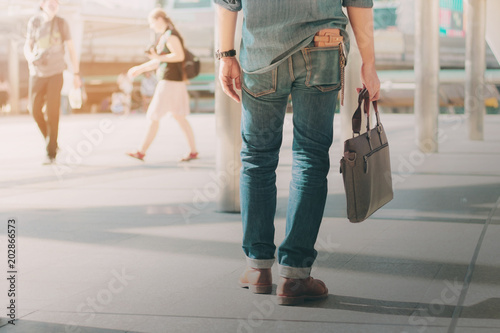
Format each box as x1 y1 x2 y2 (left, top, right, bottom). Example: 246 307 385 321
278 264 311 279
246 256 275 269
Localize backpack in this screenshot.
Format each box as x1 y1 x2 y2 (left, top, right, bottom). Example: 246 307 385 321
158 29 200 80
183 48 200 80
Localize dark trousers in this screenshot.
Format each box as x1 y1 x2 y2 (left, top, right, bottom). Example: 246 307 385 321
29 73 63 158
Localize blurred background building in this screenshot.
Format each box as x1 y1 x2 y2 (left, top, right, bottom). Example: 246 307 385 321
0 0 499 114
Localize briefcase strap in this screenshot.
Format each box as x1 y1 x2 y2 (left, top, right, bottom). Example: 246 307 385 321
351 88 381 136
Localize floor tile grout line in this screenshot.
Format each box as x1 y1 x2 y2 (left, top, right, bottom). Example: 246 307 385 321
9 310 454 328
447 196 500 333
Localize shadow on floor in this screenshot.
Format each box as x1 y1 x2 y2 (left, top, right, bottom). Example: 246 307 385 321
295 294 500 320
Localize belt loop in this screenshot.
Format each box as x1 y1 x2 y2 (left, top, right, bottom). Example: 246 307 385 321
288 56 295 82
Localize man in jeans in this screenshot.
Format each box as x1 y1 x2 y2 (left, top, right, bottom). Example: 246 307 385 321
24 0 81 164
214 0 380 305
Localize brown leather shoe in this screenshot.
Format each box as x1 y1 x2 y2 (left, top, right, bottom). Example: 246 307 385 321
277 276 328 306
238 267 272 294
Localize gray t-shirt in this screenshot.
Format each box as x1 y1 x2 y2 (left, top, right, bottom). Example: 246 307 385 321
27 14 71 77
213 0 373 73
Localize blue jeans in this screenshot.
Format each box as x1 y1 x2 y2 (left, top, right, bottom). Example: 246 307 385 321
240 42 342 279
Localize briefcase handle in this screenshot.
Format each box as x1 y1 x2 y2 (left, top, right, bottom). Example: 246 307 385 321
352 88 381 136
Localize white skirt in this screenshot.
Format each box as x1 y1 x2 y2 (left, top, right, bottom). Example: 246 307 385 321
146 80 190 121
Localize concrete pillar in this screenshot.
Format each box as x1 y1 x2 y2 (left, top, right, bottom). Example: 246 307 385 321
414 0 440 153
8 38 20 114
340 22 363 143
465 0 487 141
485 0 500 64
214 12 243 213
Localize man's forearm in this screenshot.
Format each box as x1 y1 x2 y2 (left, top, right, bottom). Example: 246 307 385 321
216 5 238 51
66 40 80 73
346 7 376 66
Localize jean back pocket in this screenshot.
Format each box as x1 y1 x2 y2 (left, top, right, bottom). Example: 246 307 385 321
242 68 277 98
302 46 341 92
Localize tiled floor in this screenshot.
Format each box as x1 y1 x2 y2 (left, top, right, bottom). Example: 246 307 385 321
0 112 499 333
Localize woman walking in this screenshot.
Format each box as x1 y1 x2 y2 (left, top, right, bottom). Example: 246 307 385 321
127 8 198 162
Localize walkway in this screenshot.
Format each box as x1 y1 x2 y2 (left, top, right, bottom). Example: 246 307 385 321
0 112 499 333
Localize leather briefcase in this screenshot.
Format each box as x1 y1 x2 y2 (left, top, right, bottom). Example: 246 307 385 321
340 88 393 222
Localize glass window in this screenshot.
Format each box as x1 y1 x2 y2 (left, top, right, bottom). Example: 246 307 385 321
173 0 212 9
374 7 397 30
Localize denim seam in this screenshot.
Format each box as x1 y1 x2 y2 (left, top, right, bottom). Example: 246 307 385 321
301 48 311 88
241 68 277 98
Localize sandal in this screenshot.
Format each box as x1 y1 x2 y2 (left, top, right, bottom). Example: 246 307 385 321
126 151 145 161
180 152 198 162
